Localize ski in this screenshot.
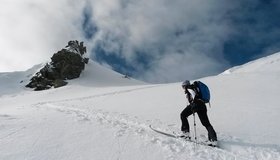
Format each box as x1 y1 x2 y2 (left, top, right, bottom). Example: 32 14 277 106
149 125 218 147
149 125 179 138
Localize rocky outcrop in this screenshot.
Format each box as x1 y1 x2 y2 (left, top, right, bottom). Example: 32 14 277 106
26 40 89 91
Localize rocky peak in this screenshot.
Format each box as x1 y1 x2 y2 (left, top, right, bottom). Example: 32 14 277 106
26 40 89 91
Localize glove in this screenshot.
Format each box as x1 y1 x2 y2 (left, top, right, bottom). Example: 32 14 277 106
186 92 193 103
190 103 196 112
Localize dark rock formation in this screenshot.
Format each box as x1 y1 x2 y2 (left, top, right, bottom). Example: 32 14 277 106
26 40 89 91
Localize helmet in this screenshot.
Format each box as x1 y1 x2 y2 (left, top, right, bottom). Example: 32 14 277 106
182 80 190 88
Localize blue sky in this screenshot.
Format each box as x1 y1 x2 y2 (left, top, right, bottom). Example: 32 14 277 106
0 0 279 83
223 0 280 65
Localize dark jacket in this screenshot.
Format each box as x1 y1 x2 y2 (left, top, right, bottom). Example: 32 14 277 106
184 82 203 104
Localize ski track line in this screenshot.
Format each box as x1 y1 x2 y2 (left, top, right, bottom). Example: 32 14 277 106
33 85 160 106
31 102 280 160
0 126 26 139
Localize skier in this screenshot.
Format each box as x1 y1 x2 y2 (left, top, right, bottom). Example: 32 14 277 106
180 80 217 146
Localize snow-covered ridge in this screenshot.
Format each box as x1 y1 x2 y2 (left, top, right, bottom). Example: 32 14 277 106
70 60 145 87
0 60 144 96
222 52 280 74
0 63 45 96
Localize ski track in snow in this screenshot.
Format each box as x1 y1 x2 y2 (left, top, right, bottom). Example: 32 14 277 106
28 90 280 160
32 85 160 105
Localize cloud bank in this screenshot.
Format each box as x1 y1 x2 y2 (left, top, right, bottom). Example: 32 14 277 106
1 0 279 83
88 0 236 82
0 0 85 71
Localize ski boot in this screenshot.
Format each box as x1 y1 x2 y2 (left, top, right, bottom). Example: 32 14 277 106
179 131 191 140
206 140 218 147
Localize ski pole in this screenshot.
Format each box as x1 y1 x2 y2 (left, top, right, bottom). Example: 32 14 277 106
193 112 197 144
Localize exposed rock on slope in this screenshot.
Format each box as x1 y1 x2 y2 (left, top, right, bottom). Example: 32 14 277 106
26 40 89 91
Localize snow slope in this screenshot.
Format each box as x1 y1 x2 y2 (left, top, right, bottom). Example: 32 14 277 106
0 55 280 160
222 52 280 74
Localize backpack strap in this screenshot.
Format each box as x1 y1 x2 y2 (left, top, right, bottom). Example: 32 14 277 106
193 81 204 101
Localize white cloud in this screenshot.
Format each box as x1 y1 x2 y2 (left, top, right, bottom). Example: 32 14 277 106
0 0 86 72
88 0 235 82
139 50 227 83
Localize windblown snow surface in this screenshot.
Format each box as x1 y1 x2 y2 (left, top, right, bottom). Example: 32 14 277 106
0 54 280 160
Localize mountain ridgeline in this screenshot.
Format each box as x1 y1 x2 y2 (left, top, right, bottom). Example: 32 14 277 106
26 40 89 91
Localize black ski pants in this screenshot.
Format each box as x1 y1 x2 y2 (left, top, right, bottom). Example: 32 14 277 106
180 102 217 141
